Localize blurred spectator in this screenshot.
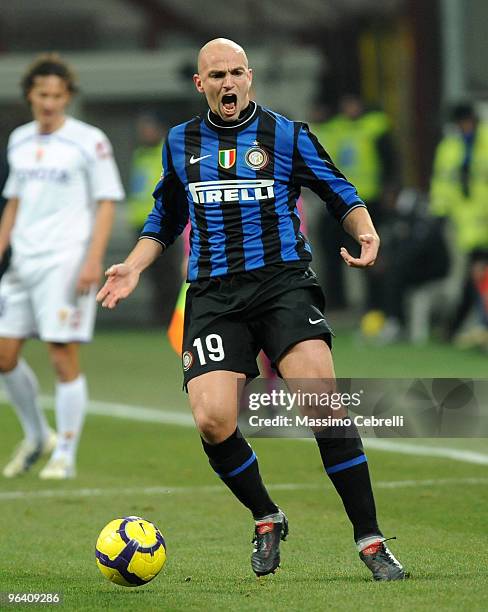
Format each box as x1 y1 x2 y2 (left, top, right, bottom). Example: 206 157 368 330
311 95 400 311
430 103 488 345
127 112 181 326
371 189 450 343
127 112 166 231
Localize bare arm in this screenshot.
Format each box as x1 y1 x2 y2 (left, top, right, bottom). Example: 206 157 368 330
340 206 380 268
77 199 116 293
0 198 19 258
96 237 163 309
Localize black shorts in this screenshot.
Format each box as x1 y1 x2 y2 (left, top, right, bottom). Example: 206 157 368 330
181 263 333 387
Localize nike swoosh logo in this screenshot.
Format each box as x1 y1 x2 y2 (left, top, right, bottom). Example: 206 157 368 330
189 154 211 164
309 317 325 325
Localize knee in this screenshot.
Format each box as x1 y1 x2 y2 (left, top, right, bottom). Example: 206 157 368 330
192 398 235 444
49 351 66 379
0 339 22 373
0 354 19 373
193 411 228 444
48 345 79 382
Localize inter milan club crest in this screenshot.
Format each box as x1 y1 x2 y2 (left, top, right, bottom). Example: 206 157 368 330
218 149 236 169
182 351 194 371
245 145 269 170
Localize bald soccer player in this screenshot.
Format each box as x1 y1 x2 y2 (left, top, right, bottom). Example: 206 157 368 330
97 39 407 581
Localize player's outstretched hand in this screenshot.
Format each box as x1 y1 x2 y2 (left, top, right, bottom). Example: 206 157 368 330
96 263 140 309
340 233 379 268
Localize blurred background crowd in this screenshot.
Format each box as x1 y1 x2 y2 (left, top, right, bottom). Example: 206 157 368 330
1 0 487 351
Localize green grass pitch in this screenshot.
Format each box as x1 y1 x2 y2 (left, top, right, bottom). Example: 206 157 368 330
0 330 487 611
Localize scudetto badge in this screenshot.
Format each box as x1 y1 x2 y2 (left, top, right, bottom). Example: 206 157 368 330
218 149 236 169
245 146 269 170
182 351 194 371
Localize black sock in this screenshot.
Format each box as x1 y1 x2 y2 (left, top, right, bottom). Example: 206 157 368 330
315 423 382 542
201 428 278 520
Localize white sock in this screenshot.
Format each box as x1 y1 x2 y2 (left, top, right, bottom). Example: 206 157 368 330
52 375 87 462
1 359 50 444
255 511 283 524
356 535 385 552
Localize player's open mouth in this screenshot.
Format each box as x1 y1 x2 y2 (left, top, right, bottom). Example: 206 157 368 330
221 94 237 116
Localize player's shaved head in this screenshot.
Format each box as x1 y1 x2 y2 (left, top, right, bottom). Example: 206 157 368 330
193 38 253 122
197 38 248 74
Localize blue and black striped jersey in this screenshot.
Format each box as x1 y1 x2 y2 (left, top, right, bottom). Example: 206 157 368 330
141 102 365 281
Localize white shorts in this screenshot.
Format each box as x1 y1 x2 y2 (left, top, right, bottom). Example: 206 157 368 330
0 248 97 343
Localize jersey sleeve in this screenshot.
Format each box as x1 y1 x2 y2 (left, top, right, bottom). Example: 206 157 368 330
140 138 189 249
2 135 18 199
292 123 366 223
2 169 17 200
87 131 125 202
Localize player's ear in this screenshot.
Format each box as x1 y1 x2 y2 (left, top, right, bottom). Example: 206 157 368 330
193 74 204 94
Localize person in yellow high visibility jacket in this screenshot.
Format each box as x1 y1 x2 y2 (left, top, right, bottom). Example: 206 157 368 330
127 112 181 326
430 103 488 340
127 113 167 230
312 95 399 311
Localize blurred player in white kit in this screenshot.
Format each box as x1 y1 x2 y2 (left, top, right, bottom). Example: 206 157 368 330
0 53 124 479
